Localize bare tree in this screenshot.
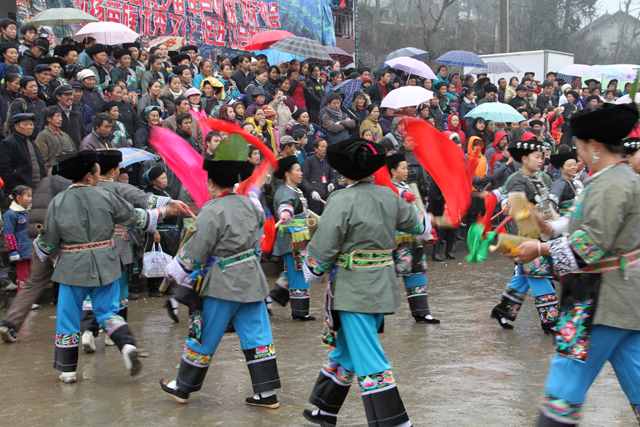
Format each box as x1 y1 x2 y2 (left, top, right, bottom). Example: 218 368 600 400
414 0 458 52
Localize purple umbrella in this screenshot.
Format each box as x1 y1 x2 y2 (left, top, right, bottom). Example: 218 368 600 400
326 46 353 66
436 50 486 68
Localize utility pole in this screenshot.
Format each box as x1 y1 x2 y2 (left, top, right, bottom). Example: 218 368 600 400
353 0 359 66
499 0 510 52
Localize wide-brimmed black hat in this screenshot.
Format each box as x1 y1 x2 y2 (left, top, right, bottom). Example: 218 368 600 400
96 149 123 173
385 152 406 171
550 145 577 169
9 112 35 126
53 44 79 57
86 43 108 57
327 138 386 180
507 137 545 163
274 155 300 180
180 44 198 53
203 158 252 188
57 151 98 182
570 103 639 145
623 137 640 156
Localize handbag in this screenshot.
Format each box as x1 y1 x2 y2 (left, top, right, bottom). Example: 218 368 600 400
142 243 173 278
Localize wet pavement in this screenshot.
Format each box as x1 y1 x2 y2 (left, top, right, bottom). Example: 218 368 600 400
0 254 635 426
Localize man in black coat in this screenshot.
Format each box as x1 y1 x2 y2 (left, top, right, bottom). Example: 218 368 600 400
0 112 46 193
54 84 83 150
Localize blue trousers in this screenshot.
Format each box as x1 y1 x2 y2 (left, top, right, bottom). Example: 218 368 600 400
544 325 640 408
178 297 280 394
284 253 308 290
506 269 555 297
55 282 131 372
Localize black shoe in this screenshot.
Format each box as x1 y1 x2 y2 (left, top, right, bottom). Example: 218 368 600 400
245 394 280 409
165 300 179 324
160 379 190 404
302 408 337 426
414 315 441 324
491 308 514 330
0 322 17 343
292 314 316 321
445 253 456 260
269 286 290 306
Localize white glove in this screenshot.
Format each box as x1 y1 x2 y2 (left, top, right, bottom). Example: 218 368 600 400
327 183 335 192
302 260 323 284
311 191 322 201
9 252 20 262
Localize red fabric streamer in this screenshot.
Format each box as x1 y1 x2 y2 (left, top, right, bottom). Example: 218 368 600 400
149 126 211 208
402 117 472 226
479 192 498 235
373 166 399 194
201 118 279 195
261 216 276 254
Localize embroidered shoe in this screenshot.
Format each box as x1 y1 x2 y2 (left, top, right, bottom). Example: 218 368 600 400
491 308 514 330
0 322 17 343
160 379 190 403
58 371 77 384
81 330 96 353
122 344 142 376
245 394 280 409
302 408 337 426
414 315 441 324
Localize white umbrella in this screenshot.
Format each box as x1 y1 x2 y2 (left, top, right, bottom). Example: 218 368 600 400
381 86 433 109
558 64 594 77
615 93 640 104
592 64 640 80
384 56 436 80
29 8 98 26
74 21 139 45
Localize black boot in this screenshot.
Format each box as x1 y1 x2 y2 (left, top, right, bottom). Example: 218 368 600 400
444 230 456 259
160 379 190 403
307 362 353 425
244 344 281 395
490 288 525 330
269 285 290 307
535 293 559 335
290 289 315 320
407 287 441 324
431 242 445 262
359 371 410 427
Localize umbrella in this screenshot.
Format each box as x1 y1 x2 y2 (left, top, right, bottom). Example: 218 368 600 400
469 61 520 74
326 45 353 66
558 64 594 78
385 56 436 80
381 86 433 109
269 36 332 61
615 93 640 104
257 48 305 65
149 36 185 51
464 102 526 123
592 64 640 80
118 147 159 168
74 21 139 45
385 47 429 62
436 50 486 68
244 30 294 51
29 8 98 26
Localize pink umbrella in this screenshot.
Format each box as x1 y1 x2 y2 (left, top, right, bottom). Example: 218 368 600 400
74 21 139 45
244 30 294 51
385 56 437 80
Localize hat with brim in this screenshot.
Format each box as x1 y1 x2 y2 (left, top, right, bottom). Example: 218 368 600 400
274 155 299 180
53 84 73 97
40 56 64 66
172 53 190 65
86 44 108 57
203 158 251 188
529 119 544 127
507 137 545 163
327 138 386 180
570 103 639 145
180 45 198 53
623 137 640 156
57 151 98 182
10 112 35 126
550 145 577 169
96 149 123 173
385 152 406 171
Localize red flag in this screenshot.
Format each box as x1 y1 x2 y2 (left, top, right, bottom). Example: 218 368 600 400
373 166 399 194
479 191 498 235
261 215 276 254
402 117 472 226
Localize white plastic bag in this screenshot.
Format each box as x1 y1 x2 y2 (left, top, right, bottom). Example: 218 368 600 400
142 243 173 278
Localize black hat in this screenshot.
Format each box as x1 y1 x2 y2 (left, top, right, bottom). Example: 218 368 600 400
529 119 544 127
39 56 64 66
96 149 123 173
292 108 307 121
34 64 51 74
144 164 166 183
507 137 545 162
113 47 130 60
484 83 498 94
247 86 266 98
54 44 79 57
70 80 83 90
172 53 190 65
327 138 386 180
101 101 118 113
9 112 35 126
180 44 198 53
34 37 49 52
385 152 406 171
203 158 251 188
57 151 98 182
53 84 73 97
570 103 639 145
623 137 640 155
550 145 577 169
0 42 18 56
86 43 108 57
291 124 306 140
567 90 579 99
274 155 300 179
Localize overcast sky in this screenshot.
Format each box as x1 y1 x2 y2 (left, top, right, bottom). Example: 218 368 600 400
598 0 638 13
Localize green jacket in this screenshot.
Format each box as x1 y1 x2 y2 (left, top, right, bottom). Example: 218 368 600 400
307 182 423 314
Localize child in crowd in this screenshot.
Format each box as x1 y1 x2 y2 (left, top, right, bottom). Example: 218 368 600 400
3 185 32 291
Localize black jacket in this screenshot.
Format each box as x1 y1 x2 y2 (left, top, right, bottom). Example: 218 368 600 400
59 104 84 150
0 132 46 193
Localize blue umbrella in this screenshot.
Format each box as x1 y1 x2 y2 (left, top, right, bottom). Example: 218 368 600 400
257 48 305 65
385 47 429 62
464 102 526 123
118 147 159 168
436 50 486 68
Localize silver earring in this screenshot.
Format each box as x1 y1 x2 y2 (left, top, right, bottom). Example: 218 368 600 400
592 150 600 163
